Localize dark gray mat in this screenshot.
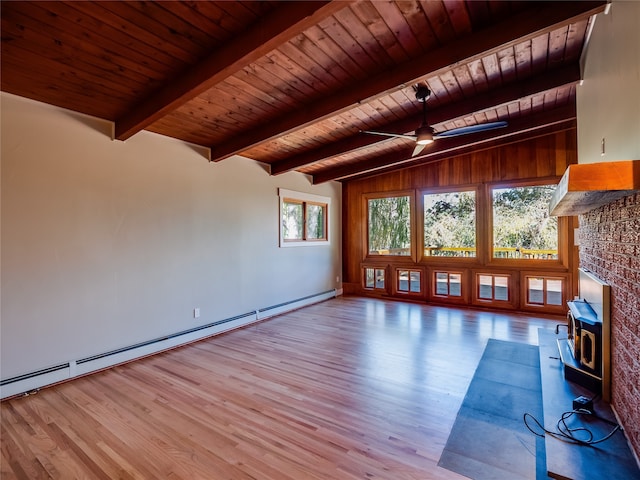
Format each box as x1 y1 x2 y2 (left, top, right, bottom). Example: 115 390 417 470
438 339 547 480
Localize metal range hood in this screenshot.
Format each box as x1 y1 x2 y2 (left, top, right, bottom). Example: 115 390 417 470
549 160 640 216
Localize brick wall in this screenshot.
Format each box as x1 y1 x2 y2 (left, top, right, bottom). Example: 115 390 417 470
578 192 640 458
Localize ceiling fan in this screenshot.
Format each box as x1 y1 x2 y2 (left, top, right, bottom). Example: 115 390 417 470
362 85 508 157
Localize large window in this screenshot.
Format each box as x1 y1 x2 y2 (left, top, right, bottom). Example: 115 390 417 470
279 189 329 247
492 185 558 259
367 195 411 256
424 190 476 257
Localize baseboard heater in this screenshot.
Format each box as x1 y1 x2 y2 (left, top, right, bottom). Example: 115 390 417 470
0 289 337 399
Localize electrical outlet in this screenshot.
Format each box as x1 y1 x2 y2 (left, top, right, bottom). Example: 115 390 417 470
193 308 200 319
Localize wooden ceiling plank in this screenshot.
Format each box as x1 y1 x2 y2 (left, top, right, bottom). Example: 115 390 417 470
395 1 440 52
233 64 306 111
258 50 326 100
221 76 291 116
514 42 533 79
0 42 145 103
423 76 450 106
209 1 605 163
520 97 533 116
372 1 423 58
52 3 186 71
565 18 590 58
2 3 167 89
0 58 126 119
327 5 392 72
303 24 368 81
153 2 231 44
269 62 581 175
122 1 224 53
289 31 354 85
71 1 201 64
548 26 570 67
420 0 458 45
443 0 473 36
481 53 502 88
452 64 476 98
440 70 464 102
464 0 492 27
497 47 517 84
530 34 550 74
312 105 577 183
183 95 260 130
277 41 344 90
114 1 344 141
350 1 409 63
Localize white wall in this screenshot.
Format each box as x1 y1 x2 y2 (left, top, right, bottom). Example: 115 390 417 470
577 0 640 164
1 93 342 385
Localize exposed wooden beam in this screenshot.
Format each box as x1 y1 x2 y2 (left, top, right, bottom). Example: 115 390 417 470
270 63 582 175
209 1 605 162
114 1 343 141
311 105 577 184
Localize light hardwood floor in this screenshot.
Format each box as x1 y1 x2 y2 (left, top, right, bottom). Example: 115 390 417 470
1 296 561 479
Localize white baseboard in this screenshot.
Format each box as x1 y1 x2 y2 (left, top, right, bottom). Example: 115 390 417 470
1 290 337 399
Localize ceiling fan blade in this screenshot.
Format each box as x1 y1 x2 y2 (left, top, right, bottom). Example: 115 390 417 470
361 130 417 141
433 121 508 139
412 143 428 157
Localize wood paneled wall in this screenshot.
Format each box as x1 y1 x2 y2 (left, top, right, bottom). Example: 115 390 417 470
341 130 578 311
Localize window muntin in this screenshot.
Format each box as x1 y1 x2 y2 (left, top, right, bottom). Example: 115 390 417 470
367 195 411 256
492 185 558 259
279 189 329 247
424 191 476 257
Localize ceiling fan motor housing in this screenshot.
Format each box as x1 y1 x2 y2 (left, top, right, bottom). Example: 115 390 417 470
415 86 432 103
415 125 434 144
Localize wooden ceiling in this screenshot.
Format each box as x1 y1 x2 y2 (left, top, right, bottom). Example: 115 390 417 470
1 1 607 184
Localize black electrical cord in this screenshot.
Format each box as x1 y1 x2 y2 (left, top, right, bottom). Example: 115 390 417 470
523 408 621 446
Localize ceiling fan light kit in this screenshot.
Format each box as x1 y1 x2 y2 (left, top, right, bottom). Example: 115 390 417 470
415 126 434 145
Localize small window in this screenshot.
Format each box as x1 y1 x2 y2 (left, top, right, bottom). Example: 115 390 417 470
279 189 329 247
434 271 463 297
525 276 564 306
364 267 386 291
396 269 422 294
282 199 304 241
477 274 510 302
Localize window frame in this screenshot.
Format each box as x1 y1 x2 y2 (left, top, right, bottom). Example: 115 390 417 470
420 186 479 263
364 190 416 260
363 266 388 293
472 270 517 309
487 179 563 266
279 188 330 247
430 269 468 304
393 266 425 297
520 272 569 314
